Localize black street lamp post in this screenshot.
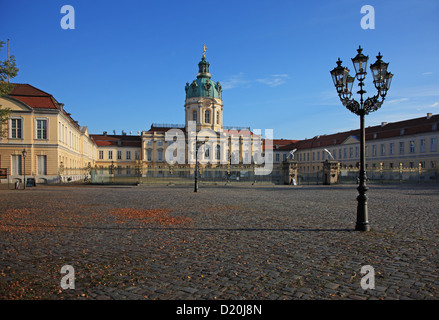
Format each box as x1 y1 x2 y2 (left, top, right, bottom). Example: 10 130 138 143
330 46 393 231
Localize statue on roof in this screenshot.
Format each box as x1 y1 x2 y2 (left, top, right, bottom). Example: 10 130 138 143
202 44 207 58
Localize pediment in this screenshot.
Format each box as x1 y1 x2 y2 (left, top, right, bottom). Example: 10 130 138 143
0 96 33 112
341 135 360 145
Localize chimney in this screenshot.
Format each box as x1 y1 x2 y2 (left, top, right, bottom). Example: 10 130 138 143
103 131 107 136
381 122 387 127
427 113 433 119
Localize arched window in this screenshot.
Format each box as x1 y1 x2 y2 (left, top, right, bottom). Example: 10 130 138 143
192 110 197 122
205 110 210 123
216 111 220 125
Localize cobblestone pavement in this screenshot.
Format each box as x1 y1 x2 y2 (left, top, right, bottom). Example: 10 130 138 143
0 183 438 300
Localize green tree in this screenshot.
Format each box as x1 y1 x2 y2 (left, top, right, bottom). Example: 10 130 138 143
0 40 19 137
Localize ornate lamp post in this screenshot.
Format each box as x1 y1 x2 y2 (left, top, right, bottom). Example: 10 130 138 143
330 46 393 231
22 149 27 189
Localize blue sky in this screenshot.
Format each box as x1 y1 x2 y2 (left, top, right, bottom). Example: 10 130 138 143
1 0 438 139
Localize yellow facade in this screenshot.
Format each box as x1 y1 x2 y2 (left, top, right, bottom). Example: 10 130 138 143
0 92 96 184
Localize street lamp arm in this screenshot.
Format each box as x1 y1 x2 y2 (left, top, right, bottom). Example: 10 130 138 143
363 94 384 115
343 99 362 115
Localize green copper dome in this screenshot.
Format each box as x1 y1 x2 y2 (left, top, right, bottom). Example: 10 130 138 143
185 57 222 100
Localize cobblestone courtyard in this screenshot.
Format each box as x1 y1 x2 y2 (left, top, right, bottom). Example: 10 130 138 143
0 183 438 300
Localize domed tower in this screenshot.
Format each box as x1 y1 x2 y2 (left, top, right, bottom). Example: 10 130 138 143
184 45 223 132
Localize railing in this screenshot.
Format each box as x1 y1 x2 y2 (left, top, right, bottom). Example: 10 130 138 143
151 123 185 129
223 126 251 131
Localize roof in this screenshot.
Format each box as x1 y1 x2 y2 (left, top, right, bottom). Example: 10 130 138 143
8 83 59 110
185 57 222 100
6 83 81 129
90 134 142 147
288 113 439 151
263 139 299 151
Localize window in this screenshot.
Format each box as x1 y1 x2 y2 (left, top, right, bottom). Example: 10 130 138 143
389 142 394 155
36 119 47 139
409 140 415 153
108 151 113 160
193 110 197 122
216 145 221 160
157 149 163 161
283 153 287 161
349 147 353 159
355 146 359 158
372 145 377 157
338 149 342 159
343 148 347 159
317 151 320 161
157 141 163 146
37 155 47 175
380 144 385 156
399 141 404 155
205 110 210 123
126 151 131 160
147 149 152 161
135 151 140 160
419 138 426 153
99 151 104 160
431 137 437 152
216 111 220 125
146 140 153 146
275 153 280 162
117 151 122 160
10 118 22 139
11 155 22 175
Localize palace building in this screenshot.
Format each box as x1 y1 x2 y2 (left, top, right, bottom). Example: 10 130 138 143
0 48 438 185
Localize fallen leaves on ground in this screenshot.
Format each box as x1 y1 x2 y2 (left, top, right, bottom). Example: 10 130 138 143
109 208 192 227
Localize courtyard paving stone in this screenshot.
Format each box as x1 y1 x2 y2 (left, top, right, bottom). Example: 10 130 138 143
0 183 438 300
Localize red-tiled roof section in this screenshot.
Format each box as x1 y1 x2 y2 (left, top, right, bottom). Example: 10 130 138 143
291 114 439 150
263 139 298 150
147 126 174 133
7 83 81 129
90 134 142 147
8 83 59 110
8 83 52 96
